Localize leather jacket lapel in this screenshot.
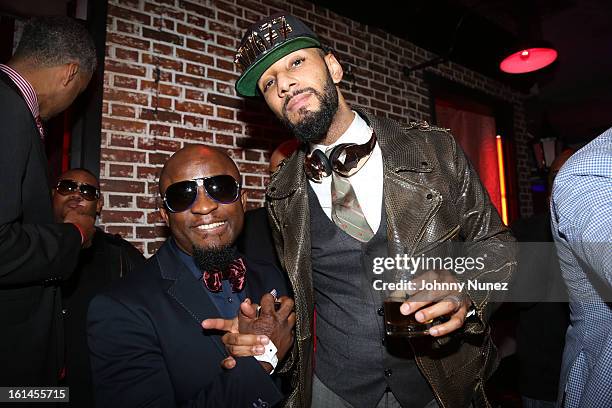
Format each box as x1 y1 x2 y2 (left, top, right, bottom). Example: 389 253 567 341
267 148 314 340
360 109 442 256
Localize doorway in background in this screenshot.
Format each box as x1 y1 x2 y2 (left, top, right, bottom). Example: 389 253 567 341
426 73 518 224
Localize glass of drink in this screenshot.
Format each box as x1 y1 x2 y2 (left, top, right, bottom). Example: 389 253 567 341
383 295 448 337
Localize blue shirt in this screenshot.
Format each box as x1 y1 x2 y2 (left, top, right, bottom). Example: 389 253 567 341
550 127 612 408
169 238 246 319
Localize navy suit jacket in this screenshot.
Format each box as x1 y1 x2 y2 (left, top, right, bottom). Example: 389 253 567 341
87 240 288 407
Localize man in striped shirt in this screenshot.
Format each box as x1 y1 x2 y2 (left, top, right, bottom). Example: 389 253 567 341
0 16 97 388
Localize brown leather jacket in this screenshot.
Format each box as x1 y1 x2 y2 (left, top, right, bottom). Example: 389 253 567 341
266 109 516 408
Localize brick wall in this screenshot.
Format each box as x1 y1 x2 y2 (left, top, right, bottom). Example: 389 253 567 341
100 0 532 256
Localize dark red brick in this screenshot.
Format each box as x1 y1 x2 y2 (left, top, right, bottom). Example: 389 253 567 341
105 60 147 77
175 101 214 115
179 0 214 17
183 115 204 127
107 33 150 50
137 166 161 181
186 38 206 52
206 68 238 82
108 5 151 25
147 211 164 224
136 226 168 239
141 53 183 71
101 148 146 163
148 124 171 137
175 74 214 89
207 93 243 109
215 134 235 146
185 63 206 77
113 75 138 89
177 23 214 41
109 133 135 148
207 44 235 59
217 107 234 120
174 127 214 142
102 117 147 134
137 195 159 209
105 225 134 239
185 89 204 101
110 105 136 118
140 80 182 97
115 47 139 62
140 108 182 123
100 179 145 194
142 27 183 46
208 120 242 133
108 194 133 208
148 152 172 165
108 164 134 179
153 42 174 56
100 210 145 224
177 48 214 65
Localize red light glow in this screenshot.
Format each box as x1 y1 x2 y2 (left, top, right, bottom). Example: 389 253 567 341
500 47 557 74
496 135 508 225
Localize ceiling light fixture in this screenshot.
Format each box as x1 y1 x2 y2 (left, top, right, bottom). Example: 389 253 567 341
500 46 558 74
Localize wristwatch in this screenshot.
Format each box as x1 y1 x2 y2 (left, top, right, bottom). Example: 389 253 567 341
254 340 278 374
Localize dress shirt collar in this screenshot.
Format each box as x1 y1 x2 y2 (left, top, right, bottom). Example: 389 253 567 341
310 110 372 153
0 64 40 119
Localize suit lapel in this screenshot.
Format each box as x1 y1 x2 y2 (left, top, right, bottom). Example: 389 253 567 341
156 243 227 356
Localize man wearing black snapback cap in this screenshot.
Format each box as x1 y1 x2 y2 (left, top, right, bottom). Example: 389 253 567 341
227 12 516 408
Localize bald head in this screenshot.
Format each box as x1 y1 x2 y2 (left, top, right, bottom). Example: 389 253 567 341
160 145 239 194
158 144 247 255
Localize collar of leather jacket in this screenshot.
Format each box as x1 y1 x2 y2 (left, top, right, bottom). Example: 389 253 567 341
267 107 436 199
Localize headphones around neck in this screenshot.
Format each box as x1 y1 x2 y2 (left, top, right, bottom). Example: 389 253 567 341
304 131 377 183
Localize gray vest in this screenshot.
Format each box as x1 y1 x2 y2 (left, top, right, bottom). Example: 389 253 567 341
308 184 433 408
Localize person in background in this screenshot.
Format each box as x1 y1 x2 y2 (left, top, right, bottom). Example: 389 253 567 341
237 138 300 267
51 168 144 406
550 128 612 408
510 148 574 408
0 16 97 387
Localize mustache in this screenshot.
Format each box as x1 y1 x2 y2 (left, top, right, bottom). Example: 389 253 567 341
282 87 321 114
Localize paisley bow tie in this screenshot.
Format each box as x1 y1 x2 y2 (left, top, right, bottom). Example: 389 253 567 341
202 258 246 293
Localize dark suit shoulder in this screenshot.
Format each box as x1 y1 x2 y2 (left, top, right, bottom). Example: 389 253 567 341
0 77 32 116
99 230 145 255
96 255 161 304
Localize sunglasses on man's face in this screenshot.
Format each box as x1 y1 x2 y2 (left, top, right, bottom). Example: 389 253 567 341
55 179 101 201
162 175 241 213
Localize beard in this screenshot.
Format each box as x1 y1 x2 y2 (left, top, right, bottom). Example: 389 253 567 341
192 244 237 272
280 70 339 144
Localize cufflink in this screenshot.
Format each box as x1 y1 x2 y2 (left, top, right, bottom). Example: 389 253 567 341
254 340 278 374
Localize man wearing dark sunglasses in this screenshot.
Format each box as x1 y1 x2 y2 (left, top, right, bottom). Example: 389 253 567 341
87 145 295 407
51 168 144 407
0 16 97 388
226 13 517 408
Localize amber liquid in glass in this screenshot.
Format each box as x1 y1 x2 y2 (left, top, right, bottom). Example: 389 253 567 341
383 299 448 337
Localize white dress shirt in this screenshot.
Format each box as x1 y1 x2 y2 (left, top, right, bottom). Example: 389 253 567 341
309 111 384 233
